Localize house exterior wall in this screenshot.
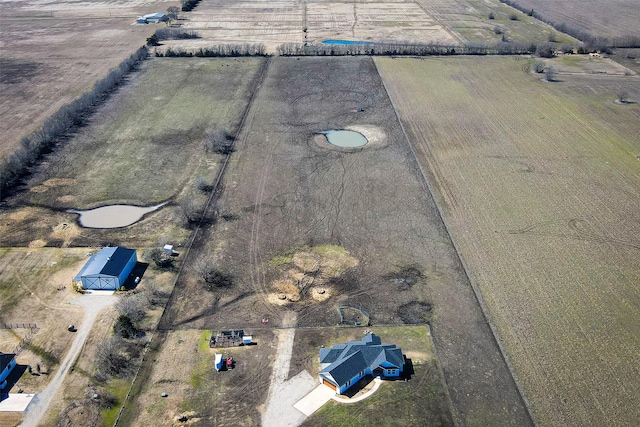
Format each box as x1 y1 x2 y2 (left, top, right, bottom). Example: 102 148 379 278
0 356 17 388
118 251 137 285
82 275 119 290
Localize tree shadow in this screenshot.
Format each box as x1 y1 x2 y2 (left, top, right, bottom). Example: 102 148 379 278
2 363 28 393
400 356 415 380
122 262 149 290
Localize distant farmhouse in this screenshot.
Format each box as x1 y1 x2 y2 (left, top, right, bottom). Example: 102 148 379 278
136 13 169 24
73 247 137 290
319 333 404 395
0 352 17 393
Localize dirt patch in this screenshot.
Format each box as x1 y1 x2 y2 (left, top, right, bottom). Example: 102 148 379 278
28 239 47 248
267 246 357 305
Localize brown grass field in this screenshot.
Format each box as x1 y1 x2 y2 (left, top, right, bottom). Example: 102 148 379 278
156 56 531 425
161 0 571 54
0 248 86 426
376 55 640 426
501 0 640 40
0 0 176 159
0 57 266 249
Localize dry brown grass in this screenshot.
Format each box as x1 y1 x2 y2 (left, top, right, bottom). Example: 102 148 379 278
377 55 640 426
0 0 178 159
0 248 88 393
129 329 276 426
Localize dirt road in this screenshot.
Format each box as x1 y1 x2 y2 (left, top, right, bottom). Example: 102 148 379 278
20 292 117 427
262 311 317 427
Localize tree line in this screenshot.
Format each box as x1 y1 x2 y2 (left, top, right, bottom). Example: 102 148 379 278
0 46 148 201
155 43 267 57
276 41 543 56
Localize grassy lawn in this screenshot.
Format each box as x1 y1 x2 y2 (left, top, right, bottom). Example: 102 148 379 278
300 326 453 427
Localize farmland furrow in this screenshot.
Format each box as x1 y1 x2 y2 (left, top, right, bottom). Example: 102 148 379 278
375 56 640 426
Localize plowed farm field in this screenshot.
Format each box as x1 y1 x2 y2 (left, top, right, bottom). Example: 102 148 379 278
0 0 175 158
501 0 640 40
376 56 640 426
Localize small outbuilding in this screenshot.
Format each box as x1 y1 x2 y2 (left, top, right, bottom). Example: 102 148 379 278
73 247 137 290
136 12 169 24
0 352 17 392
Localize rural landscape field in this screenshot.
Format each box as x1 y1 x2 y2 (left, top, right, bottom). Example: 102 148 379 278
0 0 638 426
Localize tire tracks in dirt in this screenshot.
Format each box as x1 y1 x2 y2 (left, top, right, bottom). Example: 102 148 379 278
374 58 535 427
114 57 272 426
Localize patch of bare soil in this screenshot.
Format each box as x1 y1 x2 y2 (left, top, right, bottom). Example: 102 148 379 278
267 247 357 304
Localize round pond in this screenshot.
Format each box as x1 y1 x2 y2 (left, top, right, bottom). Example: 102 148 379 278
320 130 368 148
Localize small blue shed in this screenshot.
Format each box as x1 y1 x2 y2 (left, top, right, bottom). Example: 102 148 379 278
73 247 137 290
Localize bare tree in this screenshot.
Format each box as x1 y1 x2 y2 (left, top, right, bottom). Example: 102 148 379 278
95 336 129 377
617 88 629 103
196 259 233 290
115 295 147 324
195 176 211 193
179 197 204 224
166 6 180 22
206 130 233 154
533 61 545 73
544 66 556 82
147 247 173 268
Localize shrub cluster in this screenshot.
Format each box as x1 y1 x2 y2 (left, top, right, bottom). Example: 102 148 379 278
180 0 201 12
0 46 148 200
155 43 266 57
155 27 200 41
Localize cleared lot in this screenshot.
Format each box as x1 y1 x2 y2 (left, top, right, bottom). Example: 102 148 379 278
159 56 531 425
0 0 176 159
376 55 640 426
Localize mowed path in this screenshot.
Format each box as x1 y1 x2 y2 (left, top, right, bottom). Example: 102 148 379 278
20 293 117 427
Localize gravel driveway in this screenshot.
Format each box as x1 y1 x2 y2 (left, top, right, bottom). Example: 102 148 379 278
20 291 117 427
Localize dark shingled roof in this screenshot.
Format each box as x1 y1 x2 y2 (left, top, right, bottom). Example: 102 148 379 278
319 333 404 389
326 351 368 386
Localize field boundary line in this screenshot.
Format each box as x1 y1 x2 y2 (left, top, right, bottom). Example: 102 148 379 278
113 57 272 427
373 57 537 427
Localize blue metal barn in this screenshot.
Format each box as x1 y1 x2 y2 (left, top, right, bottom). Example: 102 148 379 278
73 247 137 290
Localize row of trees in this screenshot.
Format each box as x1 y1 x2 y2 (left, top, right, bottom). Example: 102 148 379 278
498 0 640 48
276 41 544 56
0 46 148 201
154 27 200 41
155 43 267 57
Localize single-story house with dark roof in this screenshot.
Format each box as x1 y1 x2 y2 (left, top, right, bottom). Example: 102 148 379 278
318 333 404 395
0 352 17 392
136 12 169 24
73 247 137 290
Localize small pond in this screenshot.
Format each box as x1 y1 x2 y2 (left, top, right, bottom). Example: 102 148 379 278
319 130 368 148
68 203 165 229
322 40 375 45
